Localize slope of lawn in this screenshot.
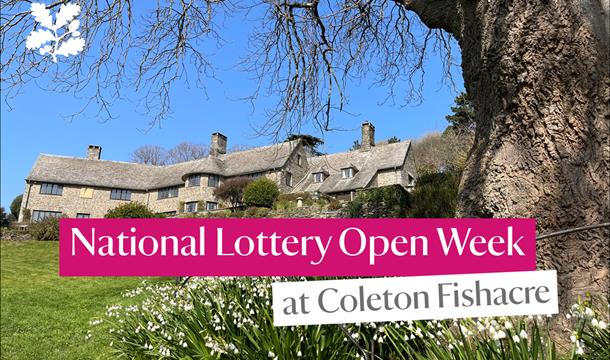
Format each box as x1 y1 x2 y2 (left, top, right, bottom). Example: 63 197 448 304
1 240 166 359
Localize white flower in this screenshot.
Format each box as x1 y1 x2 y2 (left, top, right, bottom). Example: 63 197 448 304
493 330 506 340
598 320 607 330
519 329 528 339
504 321 513 330
512 335 520 343
268 351 275 358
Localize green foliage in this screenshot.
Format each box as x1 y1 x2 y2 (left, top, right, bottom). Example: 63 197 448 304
213 177 252 208
445 91 475 135
349 139 361 151
244 207 271 218
10 195 22 218
28 216 61 241
22 209 31 222
243 177 280 208
568 295 610 359
286 134 325 155
343 185 410 218
387 136 401 143
408 172 460 218
104 202 163 218
0 207 9 227
100 278 356 359
98 277 608 359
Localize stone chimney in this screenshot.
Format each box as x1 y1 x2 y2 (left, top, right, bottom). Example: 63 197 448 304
86 145 102 160
361 121 375 150
210 132 227 156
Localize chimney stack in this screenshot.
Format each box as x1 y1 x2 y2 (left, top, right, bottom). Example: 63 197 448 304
86 145 102 160
361 121 375 150
210 132 227 156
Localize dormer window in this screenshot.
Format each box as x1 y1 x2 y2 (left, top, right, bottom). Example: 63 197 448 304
407 173 415 187
341 167 355 179
313 172 325 183
297 154 303 166
187 174 201 187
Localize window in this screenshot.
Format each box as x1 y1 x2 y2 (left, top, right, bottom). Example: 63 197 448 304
40 183 63 195
341 168 354 179
32 210 62 221
208 175 220 187
76 213 90 219
187 174 201 187
245 172 264 179
110 189 131 201
297 154 302 166
285 172 293 187
185 201 198 213
158 186 179 199
313 172 325 183
407 174 415 186
206 202 218 211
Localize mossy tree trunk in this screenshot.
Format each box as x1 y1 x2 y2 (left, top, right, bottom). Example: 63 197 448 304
406 0 609 307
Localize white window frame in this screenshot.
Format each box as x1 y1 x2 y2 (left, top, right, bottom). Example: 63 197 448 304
341 168 354 179
206 201 218 211
184 201 198 213
313 172 324 183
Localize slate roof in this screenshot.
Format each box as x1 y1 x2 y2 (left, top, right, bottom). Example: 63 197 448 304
292 141 411 194
26 140 301 190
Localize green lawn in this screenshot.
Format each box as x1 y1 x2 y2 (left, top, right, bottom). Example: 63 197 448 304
1 240 166 359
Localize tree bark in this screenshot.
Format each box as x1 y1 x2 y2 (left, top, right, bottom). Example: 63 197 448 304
410 0 610 308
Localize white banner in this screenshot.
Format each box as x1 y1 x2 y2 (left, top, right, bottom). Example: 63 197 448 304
272 271 558 326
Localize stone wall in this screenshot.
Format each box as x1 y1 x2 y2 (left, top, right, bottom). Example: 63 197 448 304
268 207 342 219
21 182 148 219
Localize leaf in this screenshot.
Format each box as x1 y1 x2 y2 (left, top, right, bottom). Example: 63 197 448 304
55 37 85 57
68 20 80 33
30 3 53 29
54 3 81 30
25 29 54 49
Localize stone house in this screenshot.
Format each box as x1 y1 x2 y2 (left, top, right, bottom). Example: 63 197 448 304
18 122 416 221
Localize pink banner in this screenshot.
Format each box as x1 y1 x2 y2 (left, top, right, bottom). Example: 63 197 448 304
59 218 536 276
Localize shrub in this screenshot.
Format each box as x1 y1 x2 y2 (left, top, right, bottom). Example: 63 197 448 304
408 172 460 218
95 278 609 360
10 195 22 219
343 185 410 218
22 209 31 222
104 202 163 218
0 207 9 227
243 177 280 208
29 216 61 241
213 177 252 208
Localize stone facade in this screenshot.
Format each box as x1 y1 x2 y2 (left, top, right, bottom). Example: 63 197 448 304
19 122 416 221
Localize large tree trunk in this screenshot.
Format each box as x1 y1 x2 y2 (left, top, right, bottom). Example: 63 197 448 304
408 0 610 308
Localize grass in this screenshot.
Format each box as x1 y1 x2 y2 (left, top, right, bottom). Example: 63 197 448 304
1 240 167 359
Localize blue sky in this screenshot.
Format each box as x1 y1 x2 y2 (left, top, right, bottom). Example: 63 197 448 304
0 4 463 210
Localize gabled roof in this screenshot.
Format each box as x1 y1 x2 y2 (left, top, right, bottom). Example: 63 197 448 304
293 141 411 194
26 140 302 190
